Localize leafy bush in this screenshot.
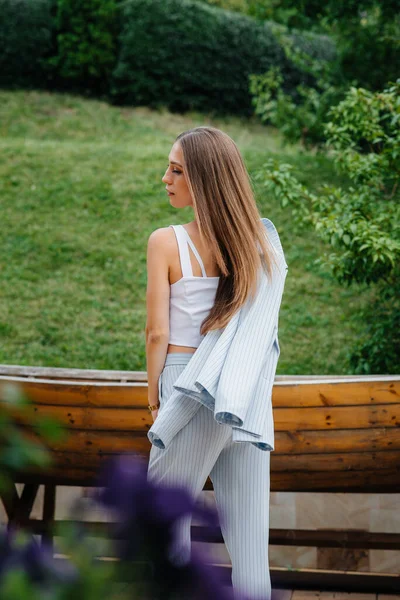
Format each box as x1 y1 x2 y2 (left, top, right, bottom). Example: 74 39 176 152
255 81 400 373
348 281 400 374
250 67 343 148
0 0 55 89
250 27 342 148
48 0 119 94
112 0 327 115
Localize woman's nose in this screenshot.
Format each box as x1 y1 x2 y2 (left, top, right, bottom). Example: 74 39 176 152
162 171 171 184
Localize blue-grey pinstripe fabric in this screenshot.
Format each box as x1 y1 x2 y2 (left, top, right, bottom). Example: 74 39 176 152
148 218 288 452
148 353 271 600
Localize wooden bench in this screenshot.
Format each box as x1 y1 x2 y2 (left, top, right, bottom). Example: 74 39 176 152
0 365 399 593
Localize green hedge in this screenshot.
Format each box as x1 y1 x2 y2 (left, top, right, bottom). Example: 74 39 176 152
111 0 305 115
0 0 55 88
49 0 119 94
0 0 336 116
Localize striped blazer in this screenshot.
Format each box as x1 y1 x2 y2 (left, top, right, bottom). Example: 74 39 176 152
148 218 288 452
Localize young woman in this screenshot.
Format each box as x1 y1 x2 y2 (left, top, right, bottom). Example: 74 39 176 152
145 126 287 600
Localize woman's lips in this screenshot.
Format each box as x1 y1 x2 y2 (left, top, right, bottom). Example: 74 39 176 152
167 191 174 195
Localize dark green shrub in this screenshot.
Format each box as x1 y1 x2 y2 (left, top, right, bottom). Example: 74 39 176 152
112 0 305 115
338 15 400 92
0 0 55 89
244 0 399 91
48 0 119 94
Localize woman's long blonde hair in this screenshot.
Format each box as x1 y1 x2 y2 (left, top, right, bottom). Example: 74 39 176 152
175 126 278 334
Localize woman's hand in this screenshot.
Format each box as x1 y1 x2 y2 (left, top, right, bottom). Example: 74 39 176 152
151 408 159 422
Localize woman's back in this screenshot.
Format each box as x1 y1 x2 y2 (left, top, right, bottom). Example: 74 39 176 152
168 223 220 352
168 222 221 283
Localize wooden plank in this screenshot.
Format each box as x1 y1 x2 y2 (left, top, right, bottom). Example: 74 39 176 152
1 404 152 431
23 521 400 552
1 364 398 384
17 427 400 456
43 558 397 594
272 591 293 600
0 380 148 408
1 376 399 408
270 568 400 594
15 426 400 459
41 485 56 550
19 428 151 454
271 450 400 472
251 567 400 594
14 466 400 492
193 526 400 550
39 449 400 479
0 366 148 382
274 429 400 454
269 529 400 550
274 405 400 431
321 595 376 599
291 593 323 599
4 402 400 432
268 470 400 493
16 483 40 522
291 594 376 599
0 485 20 520
273 380 400 408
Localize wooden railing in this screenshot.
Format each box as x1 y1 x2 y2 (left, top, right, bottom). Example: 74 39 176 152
1 365 399 593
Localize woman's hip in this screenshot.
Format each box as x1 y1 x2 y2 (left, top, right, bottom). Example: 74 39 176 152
159 352 194 408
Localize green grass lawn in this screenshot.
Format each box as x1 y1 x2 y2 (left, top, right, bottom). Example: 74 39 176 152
0 90 371 374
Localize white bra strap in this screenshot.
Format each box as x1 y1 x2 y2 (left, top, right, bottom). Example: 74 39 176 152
182 227 207 278
170 225 193 277
170 225 207 278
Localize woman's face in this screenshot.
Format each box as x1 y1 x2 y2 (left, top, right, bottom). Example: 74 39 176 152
162 142 193 208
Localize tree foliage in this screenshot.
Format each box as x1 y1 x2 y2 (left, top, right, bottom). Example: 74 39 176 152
249 24 343 148
256 81 400 373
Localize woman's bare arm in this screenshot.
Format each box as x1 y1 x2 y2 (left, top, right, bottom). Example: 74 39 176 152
145 228 171 418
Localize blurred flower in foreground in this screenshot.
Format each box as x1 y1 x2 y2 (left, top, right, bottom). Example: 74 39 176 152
96 454 237 600
0 527 77 591
0 453 259 599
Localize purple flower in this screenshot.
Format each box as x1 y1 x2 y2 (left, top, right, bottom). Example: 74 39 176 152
97 455 217 528
96 455 234 599
0 528 77 586
0 529 13 580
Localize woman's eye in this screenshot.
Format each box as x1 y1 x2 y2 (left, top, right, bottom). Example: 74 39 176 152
166 165 182 175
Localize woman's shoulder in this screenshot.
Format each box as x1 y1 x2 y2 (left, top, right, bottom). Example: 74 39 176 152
147 226 176 254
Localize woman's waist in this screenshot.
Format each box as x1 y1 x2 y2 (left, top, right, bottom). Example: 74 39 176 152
164 352 195 367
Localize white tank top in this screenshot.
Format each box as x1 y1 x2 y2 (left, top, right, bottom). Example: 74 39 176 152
168 224 220 348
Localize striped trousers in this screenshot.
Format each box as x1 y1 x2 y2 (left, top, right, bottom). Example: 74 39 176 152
147 353 271 600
